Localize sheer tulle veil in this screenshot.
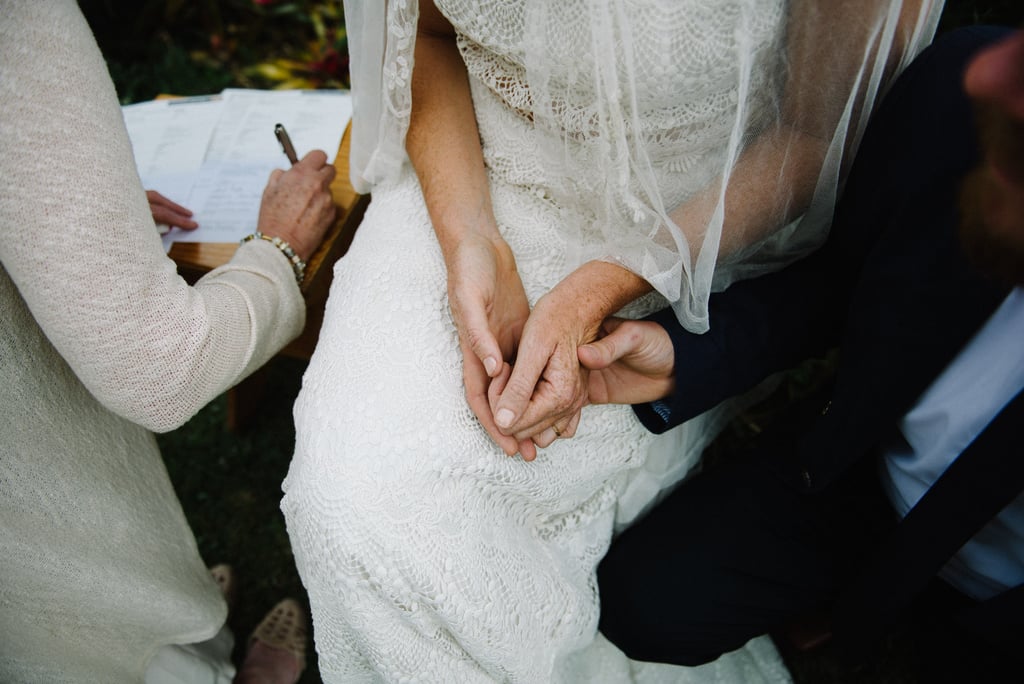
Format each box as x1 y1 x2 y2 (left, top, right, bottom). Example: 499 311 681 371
343 0 943 331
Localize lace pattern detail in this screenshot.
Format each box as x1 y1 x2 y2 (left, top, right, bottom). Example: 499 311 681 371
445 0 789 321
350 0 942 331
285 167 784 681
306 0 943 678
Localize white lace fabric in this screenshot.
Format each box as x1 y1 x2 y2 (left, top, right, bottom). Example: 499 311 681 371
1 1 305 680
348 0 942 330
287 0 943 681
287 175 765 681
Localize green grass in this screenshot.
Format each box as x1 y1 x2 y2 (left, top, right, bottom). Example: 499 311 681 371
158 360 303 574
156 357 320 680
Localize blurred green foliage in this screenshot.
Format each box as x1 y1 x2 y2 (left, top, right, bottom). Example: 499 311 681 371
81 0 1022 105
80 0 348 103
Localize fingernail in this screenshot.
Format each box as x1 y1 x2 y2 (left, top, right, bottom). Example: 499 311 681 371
496 408 515 428
484 356 497 375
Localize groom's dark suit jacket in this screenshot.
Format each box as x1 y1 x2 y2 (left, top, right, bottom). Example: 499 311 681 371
635 26 1023 646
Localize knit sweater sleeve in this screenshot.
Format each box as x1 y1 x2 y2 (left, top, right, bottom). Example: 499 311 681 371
0 0 305 432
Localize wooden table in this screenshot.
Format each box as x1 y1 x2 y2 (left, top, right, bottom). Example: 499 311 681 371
170 122 369 427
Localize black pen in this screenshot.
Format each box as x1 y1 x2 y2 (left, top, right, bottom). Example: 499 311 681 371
274 123 299 165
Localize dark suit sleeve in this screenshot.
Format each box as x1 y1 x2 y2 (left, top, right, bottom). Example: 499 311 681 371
633 246 847 433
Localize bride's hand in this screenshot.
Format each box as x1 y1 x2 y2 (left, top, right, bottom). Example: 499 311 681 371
490 261 652 453
488 280 597 451
447 233 535 458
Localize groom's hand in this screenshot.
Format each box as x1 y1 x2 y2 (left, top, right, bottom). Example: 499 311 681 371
578 318 676 406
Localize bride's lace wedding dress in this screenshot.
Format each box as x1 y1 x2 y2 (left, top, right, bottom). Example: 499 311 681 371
282 1 940 681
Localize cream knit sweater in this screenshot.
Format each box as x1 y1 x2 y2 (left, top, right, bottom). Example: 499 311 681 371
1 0 306 680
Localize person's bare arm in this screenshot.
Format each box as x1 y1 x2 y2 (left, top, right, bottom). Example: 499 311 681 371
677 0 933 257
491 1 933 448
409 0 533 457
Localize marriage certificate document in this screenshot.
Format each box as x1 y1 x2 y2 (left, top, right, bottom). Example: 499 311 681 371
122 89 352 251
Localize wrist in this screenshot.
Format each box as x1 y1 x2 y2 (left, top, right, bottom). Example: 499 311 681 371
262 229 315 262
240 232 307 285
440 230 516 286
437 222 505 263
558 260 653 323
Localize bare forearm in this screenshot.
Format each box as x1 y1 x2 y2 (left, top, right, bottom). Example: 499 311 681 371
671 127 828 260
408 1 499 260
547 260 654 334
676 0 932 261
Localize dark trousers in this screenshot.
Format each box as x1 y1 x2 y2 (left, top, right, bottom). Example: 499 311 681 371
597 427 893 667
597 427 1023 680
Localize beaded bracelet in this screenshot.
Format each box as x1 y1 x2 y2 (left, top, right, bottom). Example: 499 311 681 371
240 231 306 285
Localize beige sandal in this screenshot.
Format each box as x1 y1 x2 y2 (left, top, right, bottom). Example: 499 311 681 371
248 598 308 674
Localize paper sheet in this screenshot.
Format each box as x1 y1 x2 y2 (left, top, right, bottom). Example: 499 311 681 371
122 90 352 250
122 96 224 224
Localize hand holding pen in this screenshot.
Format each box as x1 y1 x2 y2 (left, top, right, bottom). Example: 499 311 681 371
256 125 337 262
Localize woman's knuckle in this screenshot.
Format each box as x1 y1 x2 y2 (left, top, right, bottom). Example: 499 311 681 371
465 328 487 352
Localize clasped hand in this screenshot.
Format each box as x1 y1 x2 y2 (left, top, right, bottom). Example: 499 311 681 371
485 283 597 459
451 246 669 460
